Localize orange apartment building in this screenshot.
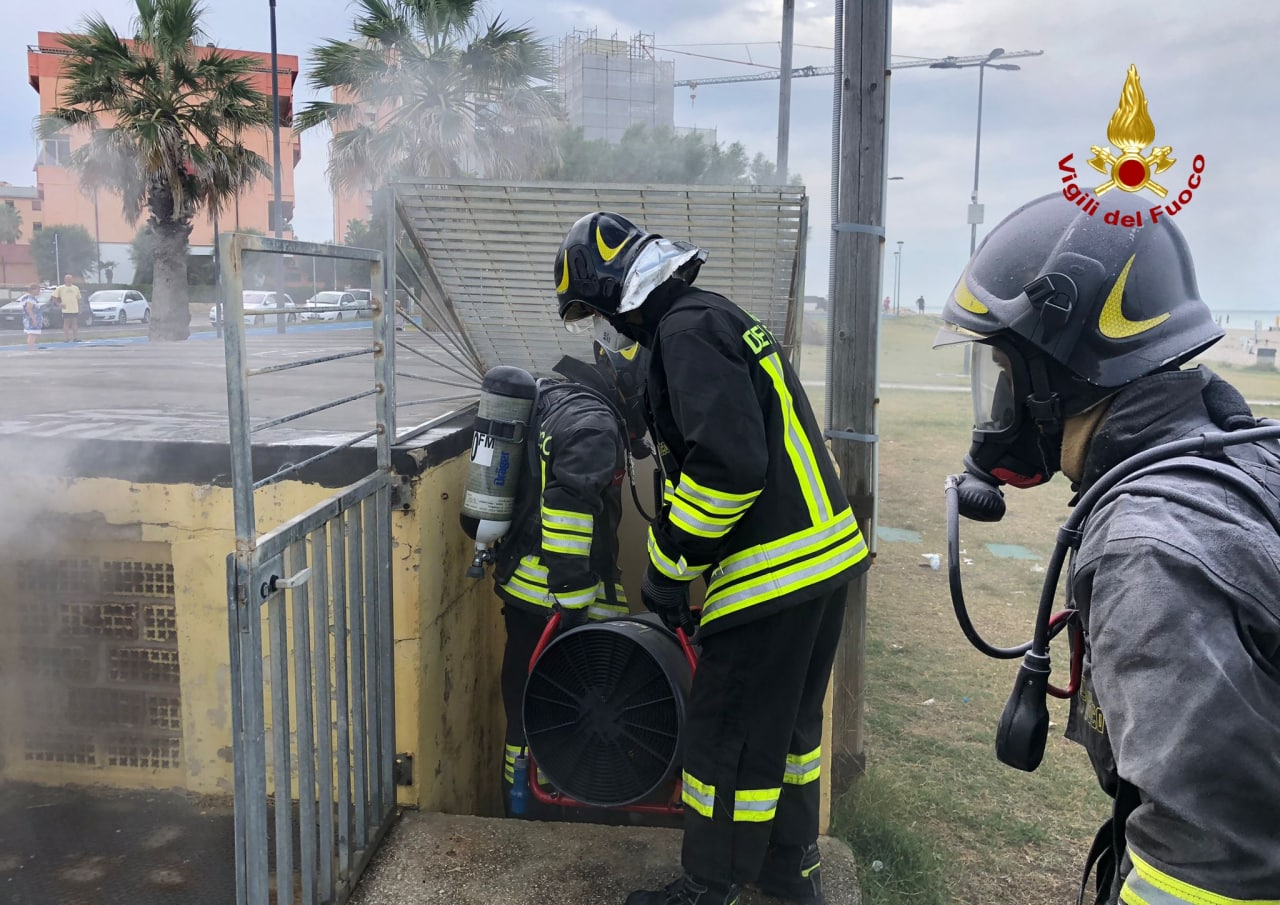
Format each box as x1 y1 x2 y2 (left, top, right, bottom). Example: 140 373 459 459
26 32 301 284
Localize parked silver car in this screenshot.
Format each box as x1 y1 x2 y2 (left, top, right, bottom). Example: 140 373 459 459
209 292 297 326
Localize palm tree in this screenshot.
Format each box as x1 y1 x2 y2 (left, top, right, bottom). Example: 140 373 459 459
36 0 272 340
295 0 561 196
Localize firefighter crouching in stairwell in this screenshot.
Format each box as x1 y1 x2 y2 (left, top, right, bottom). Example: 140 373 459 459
491 339 652 818
936 192 1280 904
554 211 871 905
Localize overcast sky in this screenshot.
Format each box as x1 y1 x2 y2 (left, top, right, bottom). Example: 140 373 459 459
3 0 1277 313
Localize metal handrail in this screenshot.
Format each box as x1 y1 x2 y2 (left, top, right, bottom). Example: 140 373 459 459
251 388 381 433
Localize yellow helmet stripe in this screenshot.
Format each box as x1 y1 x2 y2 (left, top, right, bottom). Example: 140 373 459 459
1098 254 1170 339
596 227 629 263
556 255 570 294
953 269 990 315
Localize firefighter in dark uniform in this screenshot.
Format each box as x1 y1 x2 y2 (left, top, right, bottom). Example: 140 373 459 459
493 340 651 815
936 193 1280 904
554 212 871 905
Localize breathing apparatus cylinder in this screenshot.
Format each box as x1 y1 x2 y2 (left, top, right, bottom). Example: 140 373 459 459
461 366 537 578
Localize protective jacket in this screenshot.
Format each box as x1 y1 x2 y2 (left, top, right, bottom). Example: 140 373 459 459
639 285 869 636
1064 366 1280 904
494 381 628 621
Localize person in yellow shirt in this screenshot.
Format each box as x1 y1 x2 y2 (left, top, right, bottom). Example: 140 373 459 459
53 274 82 342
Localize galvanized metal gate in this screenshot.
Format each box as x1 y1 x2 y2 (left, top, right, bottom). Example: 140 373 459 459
221 232 399 905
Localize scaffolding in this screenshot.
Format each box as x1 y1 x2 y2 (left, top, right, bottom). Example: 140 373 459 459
557 30 675 143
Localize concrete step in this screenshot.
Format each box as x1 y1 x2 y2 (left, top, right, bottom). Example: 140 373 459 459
351 811 861 905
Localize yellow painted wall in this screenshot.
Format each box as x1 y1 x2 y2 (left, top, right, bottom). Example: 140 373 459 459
0 454 509 818
0 450 831 828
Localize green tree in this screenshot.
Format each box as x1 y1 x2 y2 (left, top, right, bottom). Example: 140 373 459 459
0 205 22 244
30 225 97 282
36 0 273 340
0 205 21 287
535 125 795 187
296 0 562 194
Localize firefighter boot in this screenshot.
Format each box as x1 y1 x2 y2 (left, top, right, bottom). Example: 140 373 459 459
625 873 740 905
756 842 824 904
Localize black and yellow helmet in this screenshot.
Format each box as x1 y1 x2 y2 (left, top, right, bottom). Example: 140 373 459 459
939 193 1221 391
554 211 656 324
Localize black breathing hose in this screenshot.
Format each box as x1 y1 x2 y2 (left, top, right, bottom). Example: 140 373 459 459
1027 420 1280 656
945 476 1033 659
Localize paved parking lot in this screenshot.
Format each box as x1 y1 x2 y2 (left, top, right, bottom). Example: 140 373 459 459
0 320 474 446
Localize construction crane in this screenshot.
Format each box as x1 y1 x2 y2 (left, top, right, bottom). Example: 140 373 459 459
675 49 1044 91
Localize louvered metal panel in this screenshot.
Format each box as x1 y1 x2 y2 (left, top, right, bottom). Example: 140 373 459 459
388 179 808 374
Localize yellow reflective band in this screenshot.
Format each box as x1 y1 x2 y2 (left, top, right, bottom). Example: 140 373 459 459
589 602 628 621
708 509 863 596
542 530 592 556
663 479 676 503
669 498 739 539
647 528 707 581
501 574 554 607
704 533 867 624
551 584 598 609
784 746 822 785
681 771 715 818
504 767 515 782
542 507 593 533
733 787 780 823
760 353 833 523
676 473 761 512
1121 849 1280 905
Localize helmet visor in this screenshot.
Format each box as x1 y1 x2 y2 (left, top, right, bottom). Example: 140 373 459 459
562 300 596 332
972 342 1018 434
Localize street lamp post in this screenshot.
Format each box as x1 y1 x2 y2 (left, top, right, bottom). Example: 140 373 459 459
893 240 904 316
929 48 1025 256
268 0 286 334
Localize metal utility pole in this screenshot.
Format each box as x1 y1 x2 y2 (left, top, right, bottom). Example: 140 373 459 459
269 0 286 334
827 0 891 790
928 48 1028 256
892 242 903 315
53 232 61 284
776 0 795 184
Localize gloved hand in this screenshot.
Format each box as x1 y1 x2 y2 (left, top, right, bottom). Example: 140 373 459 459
641 564 694 634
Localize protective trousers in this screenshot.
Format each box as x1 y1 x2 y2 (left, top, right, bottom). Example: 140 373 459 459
500 605 546 816
680 585 848 886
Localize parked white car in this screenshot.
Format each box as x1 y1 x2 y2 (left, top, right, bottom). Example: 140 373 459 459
301 291 360 322
89 289 151 325
347 289 374 318
209 292 297 326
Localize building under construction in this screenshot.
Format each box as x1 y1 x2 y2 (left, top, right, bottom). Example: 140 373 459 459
557 30 677 143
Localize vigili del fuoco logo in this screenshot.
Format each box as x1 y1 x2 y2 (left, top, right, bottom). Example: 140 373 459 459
1058 64 1205 227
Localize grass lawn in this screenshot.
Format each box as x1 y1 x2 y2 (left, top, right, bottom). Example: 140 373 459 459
802 313 1280 904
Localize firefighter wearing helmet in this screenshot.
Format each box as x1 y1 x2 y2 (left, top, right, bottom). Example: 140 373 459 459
937 192 1280 904
554 211 870 905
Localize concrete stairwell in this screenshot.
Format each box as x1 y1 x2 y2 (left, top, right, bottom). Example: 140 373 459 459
350 811 861 905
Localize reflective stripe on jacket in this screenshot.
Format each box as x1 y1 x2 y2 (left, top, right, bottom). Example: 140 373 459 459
645 287 868 634
495 382 627 619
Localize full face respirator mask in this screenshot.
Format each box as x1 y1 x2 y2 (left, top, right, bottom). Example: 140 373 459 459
945 339 1280 773
950 338 1068 526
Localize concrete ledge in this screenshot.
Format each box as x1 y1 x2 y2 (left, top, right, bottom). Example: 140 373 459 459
351 810 860 905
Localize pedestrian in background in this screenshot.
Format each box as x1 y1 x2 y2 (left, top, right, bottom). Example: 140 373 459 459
53 273 83 342
20 282 43 352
